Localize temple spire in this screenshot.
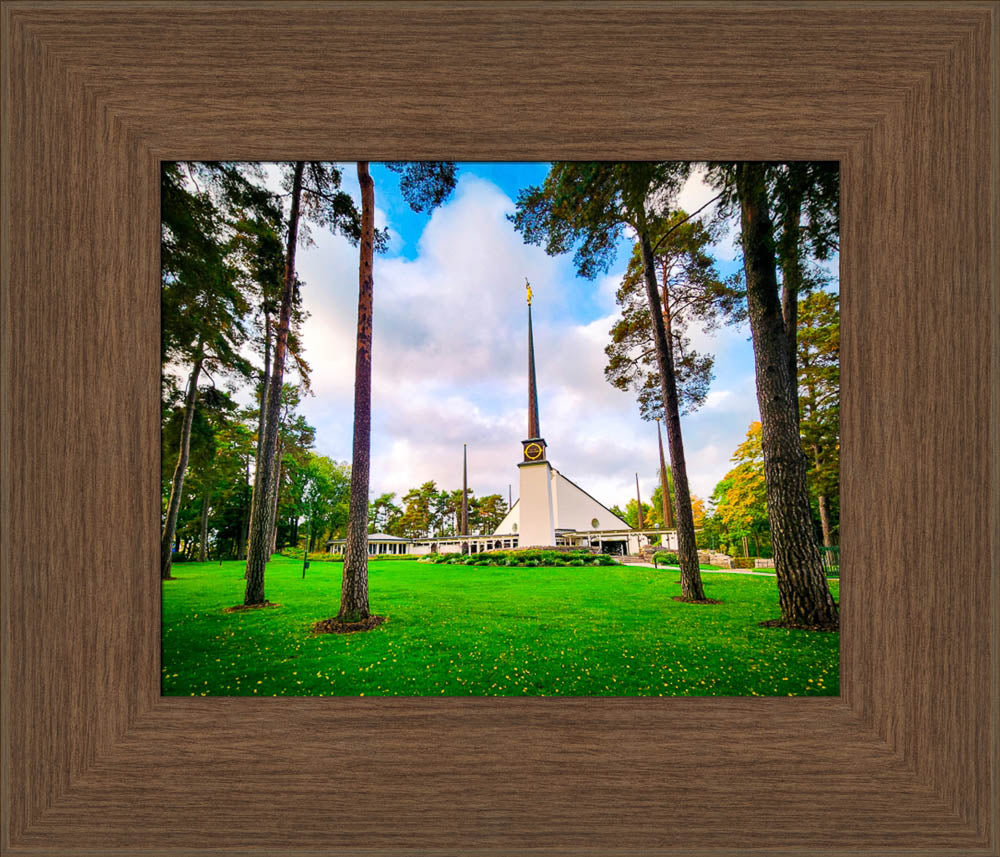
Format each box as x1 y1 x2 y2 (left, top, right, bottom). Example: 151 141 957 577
461 443 469 536
526 279 540 439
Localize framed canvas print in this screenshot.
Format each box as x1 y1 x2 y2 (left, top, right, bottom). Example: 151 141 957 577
2 3 997 855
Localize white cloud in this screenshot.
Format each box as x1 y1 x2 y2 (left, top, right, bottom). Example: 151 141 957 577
704 390 733 410
289 170 761 512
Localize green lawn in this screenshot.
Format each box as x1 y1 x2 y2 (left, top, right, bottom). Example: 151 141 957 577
162 556 839 697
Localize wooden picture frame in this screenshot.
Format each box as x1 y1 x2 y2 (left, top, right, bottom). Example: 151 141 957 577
2 3 996 854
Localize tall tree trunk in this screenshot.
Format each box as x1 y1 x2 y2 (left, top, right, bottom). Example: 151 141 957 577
779 171 805 428
656 419 674 530
809 442 835 547
243 161 304 605
160 351 203 580
337 162 375 622
268 440 283 556
237 460 250 560
246 313 272 559
197 494 210 562
638 229 706 601
735 162 838 628
817 493 834 547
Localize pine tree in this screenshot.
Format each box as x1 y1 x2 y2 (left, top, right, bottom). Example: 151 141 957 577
731 163 838 628
511 162 711 602
334 162 457 625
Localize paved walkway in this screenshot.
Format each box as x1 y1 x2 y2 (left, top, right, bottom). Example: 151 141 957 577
630 563 839 581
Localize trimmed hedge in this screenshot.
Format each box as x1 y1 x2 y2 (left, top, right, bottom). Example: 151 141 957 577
279 547 421 563
279 548 344 563
417 548 620 568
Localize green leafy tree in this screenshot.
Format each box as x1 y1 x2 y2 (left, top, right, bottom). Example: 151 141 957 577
798 291 840 546
292 455 350 562
471 494 509 534
397 481 442 538
181 388 244 562
511 162 709 602
160 164 252 579
623 499 653 530
268 386 317 553
712 422 770 557
369 492 403 535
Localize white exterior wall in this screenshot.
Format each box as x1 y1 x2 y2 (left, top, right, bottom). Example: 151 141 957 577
517 461 555 546
550 469 631 532
494 499 519 535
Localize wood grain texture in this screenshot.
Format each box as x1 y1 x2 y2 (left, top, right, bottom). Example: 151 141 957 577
1 2 996 854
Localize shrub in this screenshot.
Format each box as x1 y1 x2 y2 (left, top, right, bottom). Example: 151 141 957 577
654 551 679 565
569 559 585 567
731 556 756 569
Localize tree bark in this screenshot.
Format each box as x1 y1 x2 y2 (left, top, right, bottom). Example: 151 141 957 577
337 161 375 622
268 440 283 556
736 162 838 627
197 494 210 562
244 161 304 605
160 352 203 580
779 173 805 428
817 493 834 547
656 420 674 530
246 313 272 560
237 460 250 560
638 228 706 601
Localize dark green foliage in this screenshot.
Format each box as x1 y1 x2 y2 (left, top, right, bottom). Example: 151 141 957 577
510 162 690 278
605 212 744 420
384 162 458 212
294 161 367 246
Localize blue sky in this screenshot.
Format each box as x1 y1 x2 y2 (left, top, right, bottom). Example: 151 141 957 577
272 162 835 511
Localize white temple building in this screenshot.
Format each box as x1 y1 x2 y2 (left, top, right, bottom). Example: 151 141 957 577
484 282 674 556
329 283 677 558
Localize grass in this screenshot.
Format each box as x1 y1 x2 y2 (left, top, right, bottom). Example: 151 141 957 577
162 556 839 697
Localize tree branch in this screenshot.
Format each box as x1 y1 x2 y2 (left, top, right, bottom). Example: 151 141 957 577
650 192 723 254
